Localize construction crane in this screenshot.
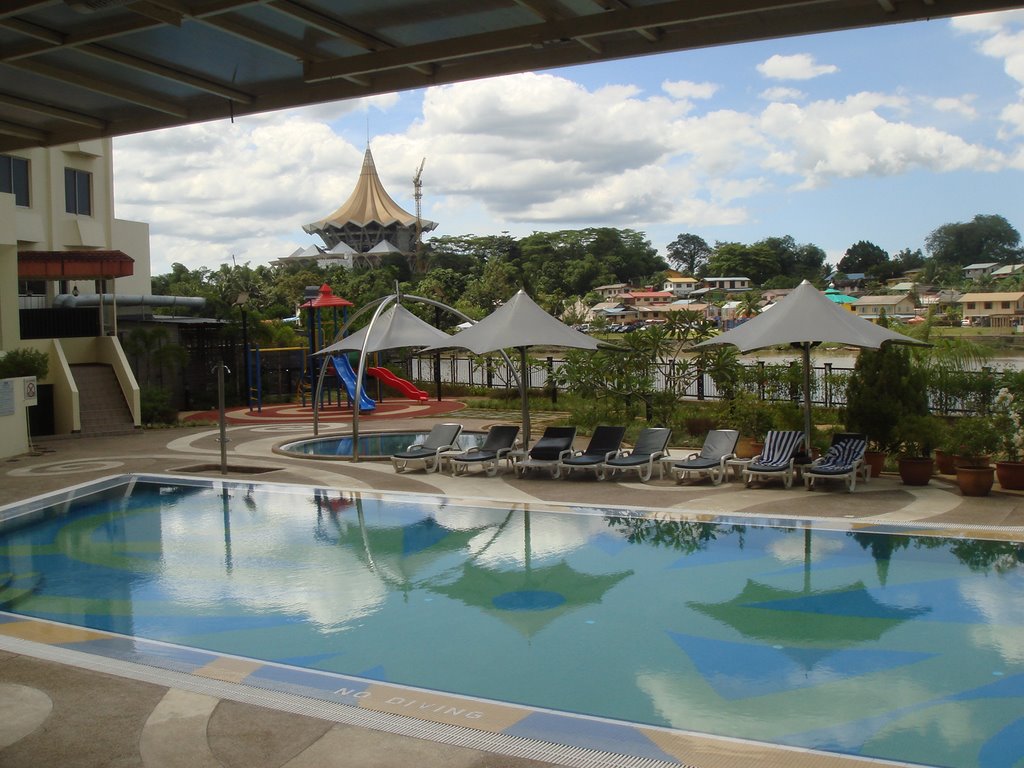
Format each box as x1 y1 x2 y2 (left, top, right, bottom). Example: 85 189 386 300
412 157 426 271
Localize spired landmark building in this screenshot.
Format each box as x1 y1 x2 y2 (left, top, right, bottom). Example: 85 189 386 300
286 145 437 273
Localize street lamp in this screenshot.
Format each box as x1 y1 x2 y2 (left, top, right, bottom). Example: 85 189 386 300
233 291 251 411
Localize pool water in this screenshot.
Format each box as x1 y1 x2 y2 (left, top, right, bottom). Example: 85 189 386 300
280 431 487 458
2 476 1024 768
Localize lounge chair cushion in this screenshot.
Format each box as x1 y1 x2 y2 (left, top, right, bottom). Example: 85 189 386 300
674 456 722 471
808 439 866 474
527 427 577 460
747 430 803 472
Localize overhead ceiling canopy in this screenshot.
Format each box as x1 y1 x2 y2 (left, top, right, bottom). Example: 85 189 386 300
1 0 1021 152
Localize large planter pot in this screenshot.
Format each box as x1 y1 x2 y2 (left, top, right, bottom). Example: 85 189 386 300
735 437 764 459
864 450 885 478
898 457 934 486
934 449 957 475
956 465 995 497
996 461 1024 491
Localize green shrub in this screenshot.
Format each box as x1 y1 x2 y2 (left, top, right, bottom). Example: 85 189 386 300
0 348 49 380
140 386 177 425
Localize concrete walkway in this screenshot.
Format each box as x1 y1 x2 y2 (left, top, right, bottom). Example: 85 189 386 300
2 411 1023 768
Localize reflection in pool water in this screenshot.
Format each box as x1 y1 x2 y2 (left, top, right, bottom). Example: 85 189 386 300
1 477 1023 768
279 431 487 458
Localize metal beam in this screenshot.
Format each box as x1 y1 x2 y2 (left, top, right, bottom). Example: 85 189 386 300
77 44 255 103
0 93 107 128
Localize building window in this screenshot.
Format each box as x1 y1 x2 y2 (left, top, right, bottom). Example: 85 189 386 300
64 167 92 215
985 302 993 310
0 154 29 207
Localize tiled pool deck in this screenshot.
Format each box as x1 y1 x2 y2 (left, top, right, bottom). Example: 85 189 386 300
2 406 1024 768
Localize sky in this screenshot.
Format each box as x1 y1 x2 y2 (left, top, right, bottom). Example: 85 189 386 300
112 9 1024 278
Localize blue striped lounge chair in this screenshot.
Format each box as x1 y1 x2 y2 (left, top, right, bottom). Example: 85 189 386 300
742 430 805 488
390 423 463 473
804 436 867 492
558 425 626 479
671 429 739 486
448 425 520 477
514 426 578 478
602 427 672 483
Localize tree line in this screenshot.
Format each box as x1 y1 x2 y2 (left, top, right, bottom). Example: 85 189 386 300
151 213 1021 348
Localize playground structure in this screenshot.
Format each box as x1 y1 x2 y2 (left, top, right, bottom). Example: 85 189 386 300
241 283 431 414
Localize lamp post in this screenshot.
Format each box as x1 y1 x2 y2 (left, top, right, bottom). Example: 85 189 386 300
233 292 250 411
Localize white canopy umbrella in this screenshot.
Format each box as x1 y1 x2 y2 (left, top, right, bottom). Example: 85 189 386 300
423 289 600 444
696 280 928 447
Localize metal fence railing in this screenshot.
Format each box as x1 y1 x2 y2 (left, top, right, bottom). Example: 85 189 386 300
407 356 856 408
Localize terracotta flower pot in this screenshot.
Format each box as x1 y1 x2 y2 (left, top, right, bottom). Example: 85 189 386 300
934 449 957 475
734 437 764 459
898 457 933 486
956 465 995 497
863 450 885 478
996 461 1024 491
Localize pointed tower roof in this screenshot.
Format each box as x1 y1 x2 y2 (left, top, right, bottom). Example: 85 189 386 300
304 146 435 232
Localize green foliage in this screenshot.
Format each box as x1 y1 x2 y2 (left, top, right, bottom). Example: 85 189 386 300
666 233 711 274
140 386 177 425
706 235 826 286
947 416 1001 462
0 348 49 379
894 413 947 457
925 213 1021 268
718 389 775 439
845 345 929 454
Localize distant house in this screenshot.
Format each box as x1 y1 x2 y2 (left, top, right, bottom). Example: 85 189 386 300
851 294 915 319
992 264 1024 280
663 276 699 296
588 301 638 324
963 262 999 281
703 276 752 293
959 292 1024 328
593 283 629 301
620 290 673 307
637 301 707 324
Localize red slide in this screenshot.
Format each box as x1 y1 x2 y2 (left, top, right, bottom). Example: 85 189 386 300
366 367 429 402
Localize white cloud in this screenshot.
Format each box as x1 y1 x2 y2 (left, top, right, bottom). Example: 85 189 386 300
760 86 805 102
113 27 1018 276
757 53 838 80
952 11 1024 154
662 80 719 100
931 95 978 119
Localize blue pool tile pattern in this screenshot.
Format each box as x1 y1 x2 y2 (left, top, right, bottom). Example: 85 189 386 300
1 474 1024 768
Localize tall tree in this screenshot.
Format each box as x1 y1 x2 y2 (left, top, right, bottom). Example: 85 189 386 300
666 233 711 275
925 214 1021 267
839 241 889 275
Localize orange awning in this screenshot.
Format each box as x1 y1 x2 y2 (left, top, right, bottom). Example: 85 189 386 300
18 250 135 279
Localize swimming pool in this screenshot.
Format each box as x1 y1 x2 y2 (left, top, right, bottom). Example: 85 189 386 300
278 430 487 458
1 474 1023 768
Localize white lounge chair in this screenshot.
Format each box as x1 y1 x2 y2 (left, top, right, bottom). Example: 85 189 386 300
390 423 463 473
804 436 867 492
742 430 804 489
670 429 739 486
